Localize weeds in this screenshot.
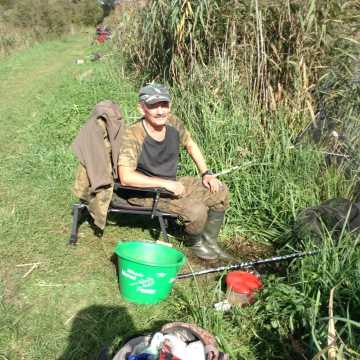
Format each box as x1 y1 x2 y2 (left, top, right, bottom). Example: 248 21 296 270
110 1 360 357
1 0 359 357
169 234 360 358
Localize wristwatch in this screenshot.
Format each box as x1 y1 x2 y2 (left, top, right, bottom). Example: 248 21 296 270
201 170 214 178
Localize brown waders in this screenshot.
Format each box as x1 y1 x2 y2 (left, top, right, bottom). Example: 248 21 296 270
126 176 233 260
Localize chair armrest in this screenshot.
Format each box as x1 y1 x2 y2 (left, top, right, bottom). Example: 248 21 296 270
113 183 174 196
113 183 174 218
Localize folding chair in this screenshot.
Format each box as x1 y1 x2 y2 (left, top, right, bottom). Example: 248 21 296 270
68 184 178 245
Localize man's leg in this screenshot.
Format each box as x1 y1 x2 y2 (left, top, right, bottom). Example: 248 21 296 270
202 209 233 260
126 176 231 260
177 177 233 260
126 177 218 259
176 202 218 260
125 177 212 233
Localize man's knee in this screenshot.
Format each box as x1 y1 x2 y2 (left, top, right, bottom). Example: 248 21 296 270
211 182 229 211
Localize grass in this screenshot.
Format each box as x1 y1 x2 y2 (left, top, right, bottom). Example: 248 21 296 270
0 35 181 359
0 30 359 360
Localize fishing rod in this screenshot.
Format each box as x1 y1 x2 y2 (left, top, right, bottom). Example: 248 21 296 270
176 250 318 280
214 162 270 177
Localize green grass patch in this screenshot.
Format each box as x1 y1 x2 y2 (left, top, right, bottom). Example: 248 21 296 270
0 33 359 359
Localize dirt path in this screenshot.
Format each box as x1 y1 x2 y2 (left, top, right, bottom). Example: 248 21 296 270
0 37 87 146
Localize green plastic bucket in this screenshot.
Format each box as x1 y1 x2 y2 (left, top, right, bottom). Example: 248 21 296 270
114 241 186 304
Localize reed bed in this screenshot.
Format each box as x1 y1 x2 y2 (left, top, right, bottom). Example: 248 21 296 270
115 0 360 109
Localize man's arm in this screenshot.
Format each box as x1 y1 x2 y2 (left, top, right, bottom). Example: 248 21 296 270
185 139 208 175
118 166 185 197
185 139 222 193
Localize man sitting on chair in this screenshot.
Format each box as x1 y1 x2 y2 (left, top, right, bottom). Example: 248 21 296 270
117 83 232 261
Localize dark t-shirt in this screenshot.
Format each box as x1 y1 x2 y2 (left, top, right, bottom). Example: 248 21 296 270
137 123 180 179
118 115 192 180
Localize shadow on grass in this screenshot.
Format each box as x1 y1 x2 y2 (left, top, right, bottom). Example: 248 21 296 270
107 212 182 241
67 203 182 244
250 327 309 360
57 304 136 360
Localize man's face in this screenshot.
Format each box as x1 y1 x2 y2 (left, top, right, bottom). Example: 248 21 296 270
140 101 170 129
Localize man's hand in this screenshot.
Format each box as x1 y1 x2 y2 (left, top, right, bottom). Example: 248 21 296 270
202 174 222 193
165 180 185 197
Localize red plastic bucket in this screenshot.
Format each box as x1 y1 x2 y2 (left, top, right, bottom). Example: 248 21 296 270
226 271 262 305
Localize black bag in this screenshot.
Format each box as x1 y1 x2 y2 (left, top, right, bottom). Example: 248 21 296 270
295 198 360 242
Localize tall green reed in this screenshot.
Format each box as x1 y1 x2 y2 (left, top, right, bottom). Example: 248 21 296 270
168 70 350 243
114 0 359 110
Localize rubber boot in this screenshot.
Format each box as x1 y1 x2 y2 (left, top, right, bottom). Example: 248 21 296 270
203 210 233 261
187 233 218 260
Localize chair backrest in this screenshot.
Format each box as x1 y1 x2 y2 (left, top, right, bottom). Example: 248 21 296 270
72 100 124 188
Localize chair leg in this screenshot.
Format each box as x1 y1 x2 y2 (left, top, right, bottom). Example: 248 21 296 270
69 203 86 245
158 214 169 242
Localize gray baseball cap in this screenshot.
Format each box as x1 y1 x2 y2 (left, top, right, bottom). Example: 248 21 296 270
139 83 171 105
